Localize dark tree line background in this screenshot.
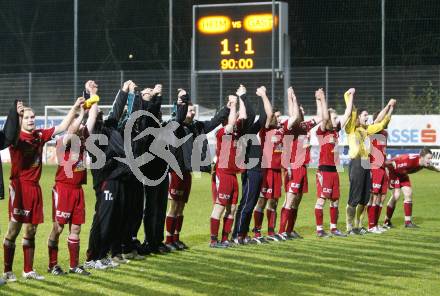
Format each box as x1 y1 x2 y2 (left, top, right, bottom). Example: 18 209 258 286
0 0 439 73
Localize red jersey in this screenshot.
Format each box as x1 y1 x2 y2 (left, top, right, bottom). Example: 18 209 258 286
316 125 340 167
283 119 316 168
215 126 242 175
9 127 55 183
370 130 388 169
55 127 89 186
260 127 284 169
388 154 422 175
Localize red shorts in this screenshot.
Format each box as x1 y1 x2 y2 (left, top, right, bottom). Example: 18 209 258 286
52 183 85 225
9 179 44 224
389 171 411 189
371 168 389 194
316 170 340 200
211 173 217 204
261 169 282 199
284 166 308 194
168 171 192 203
212 172 239 206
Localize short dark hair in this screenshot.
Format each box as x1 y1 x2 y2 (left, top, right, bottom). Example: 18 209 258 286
420 147 433 157
358 108 368 115
273 107 280 113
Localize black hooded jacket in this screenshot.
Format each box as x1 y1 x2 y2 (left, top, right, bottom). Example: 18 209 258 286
170 102 230 173
90 90 131 190
0 100 21 198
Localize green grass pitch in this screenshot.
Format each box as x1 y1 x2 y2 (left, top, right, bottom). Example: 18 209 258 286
0 165 439 295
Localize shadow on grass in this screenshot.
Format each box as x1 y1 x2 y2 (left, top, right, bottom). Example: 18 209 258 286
122 227 438 296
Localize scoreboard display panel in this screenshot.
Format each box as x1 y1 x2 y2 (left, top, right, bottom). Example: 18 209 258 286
192 2 288 73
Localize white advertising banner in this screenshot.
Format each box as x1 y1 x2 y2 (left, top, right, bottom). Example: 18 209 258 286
385 115 439 146
308 115 440 147
431 149 440 168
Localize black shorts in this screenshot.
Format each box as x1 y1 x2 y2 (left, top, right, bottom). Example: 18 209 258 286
348 158 371 207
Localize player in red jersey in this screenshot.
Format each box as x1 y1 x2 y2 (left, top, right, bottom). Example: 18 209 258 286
278 88 321 239
314 88 353 238
47 81 99 276
367 100 396 233
383 148 439 228
252 86 286 242
3 97 84 282
210 91 246 248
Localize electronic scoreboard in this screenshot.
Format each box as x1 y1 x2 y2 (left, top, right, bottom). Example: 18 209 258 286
192 2 288 73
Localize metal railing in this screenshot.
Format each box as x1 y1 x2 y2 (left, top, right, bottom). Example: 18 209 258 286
1 65 439 115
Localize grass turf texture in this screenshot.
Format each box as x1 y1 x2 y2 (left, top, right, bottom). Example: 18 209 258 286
0 165 439 296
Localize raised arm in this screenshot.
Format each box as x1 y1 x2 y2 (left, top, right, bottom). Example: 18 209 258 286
175 89 189 124
224 95 238 134
107 80 130 123
86 103 99 135
200 106 230 134
235 84 255 135
256 93 268 129
374 99 395 123
367 100 395 135
236 85 247 121
287 87 300 129
316 88 328 131
63 106 85 145
256 86 273 128
148 84 163 116
366 114 391 135
313 92 323 123
53 97 84 136
0 100 23 149
339 87 354 128
344 88 357 134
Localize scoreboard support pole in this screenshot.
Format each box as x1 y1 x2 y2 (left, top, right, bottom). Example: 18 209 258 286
191 38 198 104
283 34 290 115
191 71 197 104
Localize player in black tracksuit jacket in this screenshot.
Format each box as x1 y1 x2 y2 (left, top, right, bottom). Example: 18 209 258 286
85 88 131 266
164 90 230 251
113 85 169 255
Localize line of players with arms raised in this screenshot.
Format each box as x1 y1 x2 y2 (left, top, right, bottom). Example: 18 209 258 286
0 81 438 284
207 85 438 248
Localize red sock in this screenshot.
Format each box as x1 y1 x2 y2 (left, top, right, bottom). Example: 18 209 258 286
404 202 412 224
221 217 234 242
67 238 80 268
3 239 15 273
166 216 177 244
266 209 276 236
174 215 184 242
385 205 395 222
286 208 298 233
253 210 264 236
210 218 220 242
278 207 291 234
368 205 377 229
315 208 323 231
330 206 338 230
23 238 35 273
375 205 383 225
48 240 58 269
